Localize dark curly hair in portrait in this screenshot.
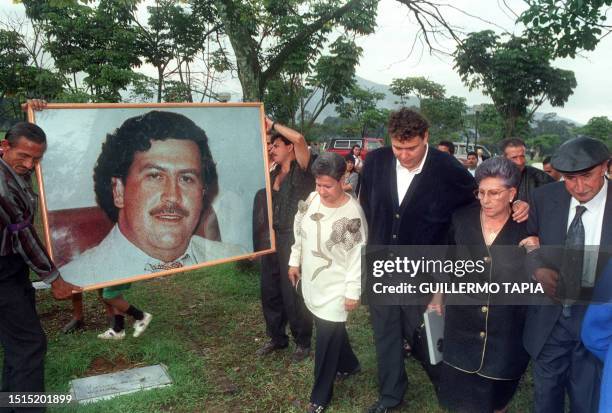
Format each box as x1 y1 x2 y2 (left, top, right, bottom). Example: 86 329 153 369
93 110 218 223
387 107 430 141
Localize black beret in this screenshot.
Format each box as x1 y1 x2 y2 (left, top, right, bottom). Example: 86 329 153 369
551 137 610 173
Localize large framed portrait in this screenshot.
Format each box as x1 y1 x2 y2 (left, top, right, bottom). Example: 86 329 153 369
29 103 274 290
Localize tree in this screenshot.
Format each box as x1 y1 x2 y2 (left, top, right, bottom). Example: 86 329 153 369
23 0 141 102
262 37 362 133
531 113 576 141
454 30 577 138
519 0 612 58
389 76 445 105
133 0 222 102
0 28 64 122
336 85 386 137
525 133 563 158
214 0 378 101
298 37 362 131
262 72 306 126
22 0 229 103
420 95 466 140
463 103 505 143
577 116 612 145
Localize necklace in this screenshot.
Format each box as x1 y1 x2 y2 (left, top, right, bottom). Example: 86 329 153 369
480 210 509 245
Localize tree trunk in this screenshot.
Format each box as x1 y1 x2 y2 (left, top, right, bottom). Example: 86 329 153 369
215 1 262 102
157 66 163 103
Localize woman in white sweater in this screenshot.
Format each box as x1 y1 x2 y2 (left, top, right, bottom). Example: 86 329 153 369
288 152 367 413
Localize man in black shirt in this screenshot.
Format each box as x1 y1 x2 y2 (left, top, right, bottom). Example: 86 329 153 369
501 138 554 205
257 118 315 362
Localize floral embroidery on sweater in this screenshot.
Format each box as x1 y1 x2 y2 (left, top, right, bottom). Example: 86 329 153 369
325 217 362 251
295 199 309 238
309 212 332 280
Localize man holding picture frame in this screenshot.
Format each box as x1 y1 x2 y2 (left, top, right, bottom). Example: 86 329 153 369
0 111 79 402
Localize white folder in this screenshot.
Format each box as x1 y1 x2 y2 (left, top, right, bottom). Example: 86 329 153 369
423 310 444 365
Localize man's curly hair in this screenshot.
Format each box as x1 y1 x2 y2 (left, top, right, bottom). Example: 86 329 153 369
387 108 430 141
93 110 218 223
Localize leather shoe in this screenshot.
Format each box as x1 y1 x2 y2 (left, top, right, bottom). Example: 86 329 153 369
365 400 399 413
62 318 84 334
291 345 311 363
336 364 361 382
256 340 288 356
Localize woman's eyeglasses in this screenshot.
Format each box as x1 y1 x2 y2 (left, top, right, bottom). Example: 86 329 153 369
474 188 510 200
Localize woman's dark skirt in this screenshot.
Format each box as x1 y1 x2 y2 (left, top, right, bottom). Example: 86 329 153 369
438 362 521 413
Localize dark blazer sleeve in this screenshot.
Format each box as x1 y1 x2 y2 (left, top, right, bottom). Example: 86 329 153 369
445 155 478 212
359 151 373 226
534 167 555 186
525 183 566 279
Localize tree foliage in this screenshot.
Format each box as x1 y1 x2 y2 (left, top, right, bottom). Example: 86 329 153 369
215 0 377 101
0 28 64 122
577 116 612 145
454 30 577 137
529 113 577 144
336 85 386 137
519 0 612 58
525 133 563 157
463 104 506 143
301 37 362 129
389 76 445 104
420 95 466 140
134 0 221 102
23 0 141 102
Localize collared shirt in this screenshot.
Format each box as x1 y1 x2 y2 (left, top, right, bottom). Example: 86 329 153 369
353 155 363 172
270 159 315 232
396 145 428 203
0 157 58 283
60 224 246 287
567 179 608 286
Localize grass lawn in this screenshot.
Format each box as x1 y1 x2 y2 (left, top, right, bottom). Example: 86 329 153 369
29 262 534 412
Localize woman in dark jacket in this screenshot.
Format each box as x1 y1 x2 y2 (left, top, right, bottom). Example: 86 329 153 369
428 157 538 413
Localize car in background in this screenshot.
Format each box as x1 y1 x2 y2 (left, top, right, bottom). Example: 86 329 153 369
453 142 493 165
326 137 384 159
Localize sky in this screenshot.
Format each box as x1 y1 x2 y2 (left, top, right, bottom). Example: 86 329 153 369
1 0 610 125
355 0 612 125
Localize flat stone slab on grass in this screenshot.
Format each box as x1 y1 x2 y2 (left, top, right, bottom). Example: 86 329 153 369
32 281 50 290
69 364 173 404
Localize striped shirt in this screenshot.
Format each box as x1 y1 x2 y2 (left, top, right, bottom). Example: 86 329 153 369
0 157 58 283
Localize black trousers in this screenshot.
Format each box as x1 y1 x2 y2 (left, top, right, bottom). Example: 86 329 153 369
260 230 312 347
310 316 359 406
370 303 424 408
532 307 601 413
0 274 47 413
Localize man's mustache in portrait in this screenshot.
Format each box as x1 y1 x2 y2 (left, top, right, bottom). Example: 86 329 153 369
149 202 190 218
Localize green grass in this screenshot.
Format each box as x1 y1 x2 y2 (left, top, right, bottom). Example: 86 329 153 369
26 262 534 412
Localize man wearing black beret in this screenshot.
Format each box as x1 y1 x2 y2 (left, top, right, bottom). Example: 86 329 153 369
524 136 610 413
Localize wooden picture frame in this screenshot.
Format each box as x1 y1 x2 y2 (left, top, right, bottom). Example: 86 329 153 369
28 103 275 291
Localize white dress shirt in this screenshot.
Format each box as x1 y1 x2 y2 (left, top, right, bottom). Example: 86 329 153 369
60 224 246 287
396 145 429 203
566 179 608 286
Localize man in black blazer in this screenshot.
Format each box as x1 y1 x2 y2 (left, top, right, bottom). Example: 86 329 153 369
525 137 610 413
359 108 478 412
